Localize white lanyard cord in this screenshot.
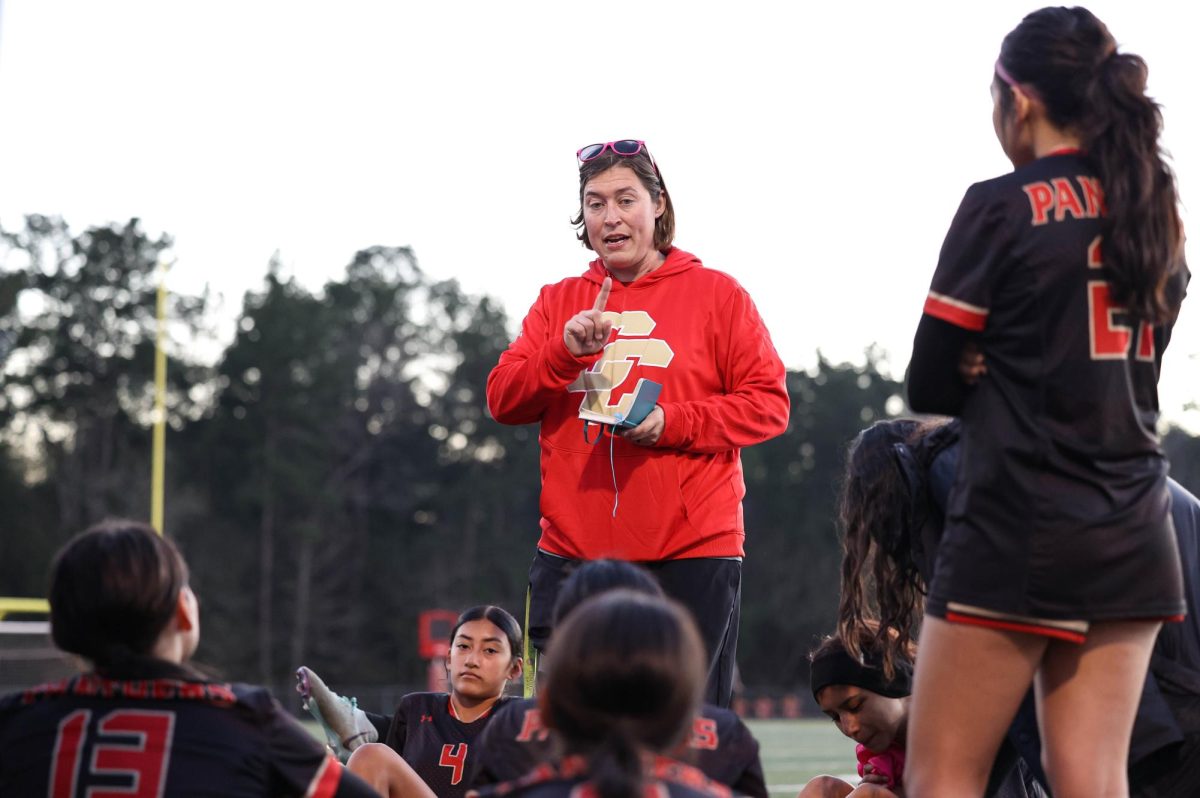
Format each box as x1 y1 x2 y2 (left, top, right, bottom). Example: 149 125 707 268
609 427 619 517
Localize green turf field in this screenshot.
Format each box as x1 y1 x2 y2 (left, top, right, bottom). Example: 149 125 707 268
304 717 857 795
746 718 857 795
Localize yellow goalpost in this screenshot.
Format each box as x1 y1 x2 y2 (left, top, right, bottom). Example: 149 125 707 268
151 259 168 535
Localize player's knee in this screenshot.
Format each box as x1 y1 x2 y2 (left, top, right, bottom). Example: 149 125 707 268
796 774 854 798
903 760 991 798
346 741 397 777
1043 748 1128 797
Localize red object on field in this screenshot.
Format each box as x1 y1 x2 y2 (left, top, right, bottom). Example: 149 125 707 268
418 609 459 660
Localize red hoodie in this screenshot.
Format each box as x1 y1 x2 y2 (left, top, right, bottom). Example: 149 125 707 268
486 248 789 561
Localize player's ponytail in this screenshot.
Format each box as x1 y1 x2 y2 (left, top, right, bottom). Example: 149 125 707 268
998 6 1183 324
588 725 643 798
837 419 954 679
541 590 704 798
1083 49 1183 324
49 520 189 675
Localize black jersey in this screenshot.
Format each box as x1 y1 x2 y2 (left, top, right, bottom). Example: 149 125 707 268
466 754 735 798
0 667 374 797
915 151 1187 622
469 698 765 797
386 691 510 798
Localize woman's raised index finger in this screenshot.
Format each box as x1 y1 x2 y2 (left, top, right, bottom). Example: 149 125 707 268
592 276 612 313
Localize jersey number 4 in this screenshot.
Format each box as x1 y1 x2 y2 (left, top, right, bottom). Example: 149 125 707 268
439 743 468 786
51 709 175 797
1087 236 1154 361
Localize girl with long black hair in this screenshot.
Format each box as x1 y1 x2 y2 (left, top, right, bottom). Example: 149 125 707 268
905 7 1187 794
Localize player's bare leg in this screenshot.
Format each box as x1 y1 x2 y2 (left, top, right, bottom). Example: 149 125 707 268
346 743 436 798
905 617 1046 798
1037 619 1160 798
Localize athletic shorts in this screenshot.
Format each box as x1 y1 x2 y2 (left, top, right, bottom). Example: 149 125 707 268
925 515 1185 642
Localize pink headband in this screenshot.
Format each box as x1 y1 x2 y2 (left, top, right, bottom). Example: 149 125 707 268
994 59 1020 89
995 59 1041 102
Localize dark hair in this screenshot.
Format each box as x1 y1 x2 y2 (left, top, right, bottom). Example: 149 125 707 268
451 605 523 662
997 6 1183 323
837 418 955 678
552 559 664 625
49 520 189 673
542 590 704 798
571 148 676 253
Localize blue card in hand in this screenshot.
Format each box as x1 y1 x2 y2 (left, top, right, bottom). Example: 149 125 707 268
577 378 662 429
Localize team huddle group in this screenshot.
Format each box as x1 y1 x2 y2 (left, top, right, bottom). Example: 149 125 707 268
0 6 1195 797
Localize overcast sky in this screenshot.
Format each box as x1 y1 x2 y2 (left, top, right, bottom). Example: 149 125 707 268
2 1 1197 429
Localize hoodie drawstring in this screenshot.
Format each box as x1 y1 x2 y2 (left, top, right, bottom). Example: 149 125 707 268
608 429 619 517
582 421 621 517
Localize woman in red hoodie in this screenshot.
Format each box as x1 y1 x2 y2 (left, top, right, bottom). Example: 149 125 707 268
486 139 790 707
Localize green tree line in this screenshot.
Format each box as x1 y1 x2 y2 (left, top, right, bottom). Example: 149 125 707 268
2 216 1197 694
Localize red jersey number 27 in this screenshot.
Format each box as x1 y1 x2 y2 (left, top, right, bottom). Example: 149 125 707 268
1087 236 1154 361
51 709 175 797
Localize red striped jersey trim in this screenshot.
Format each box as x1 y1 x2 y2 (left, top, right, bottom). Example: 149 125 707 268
304 754 342 798
924 291 988 332
448 696 495 722
946 611 1088 644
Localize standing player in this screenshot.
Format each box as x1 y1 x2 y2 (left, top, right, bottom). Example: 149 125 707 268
904 7 1187 795
486 139 789 707
310 605 523 798
468 560 767 797
0 520 376 798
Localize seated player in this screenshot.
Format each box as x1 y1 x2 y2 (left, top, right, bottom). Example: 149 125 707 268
800 628 915 798
469 559 766 797
0 520 377 797
300 605 523 798
468 589 736 797
799 627 1045 798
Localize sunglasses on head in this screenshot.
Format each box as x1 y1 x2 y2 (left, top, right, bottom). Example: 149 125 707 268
576 139 648 163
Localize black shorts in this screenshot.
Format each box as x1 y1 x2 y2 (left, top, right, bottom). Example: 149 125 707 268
527 550 741 707
926 513 1185 639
